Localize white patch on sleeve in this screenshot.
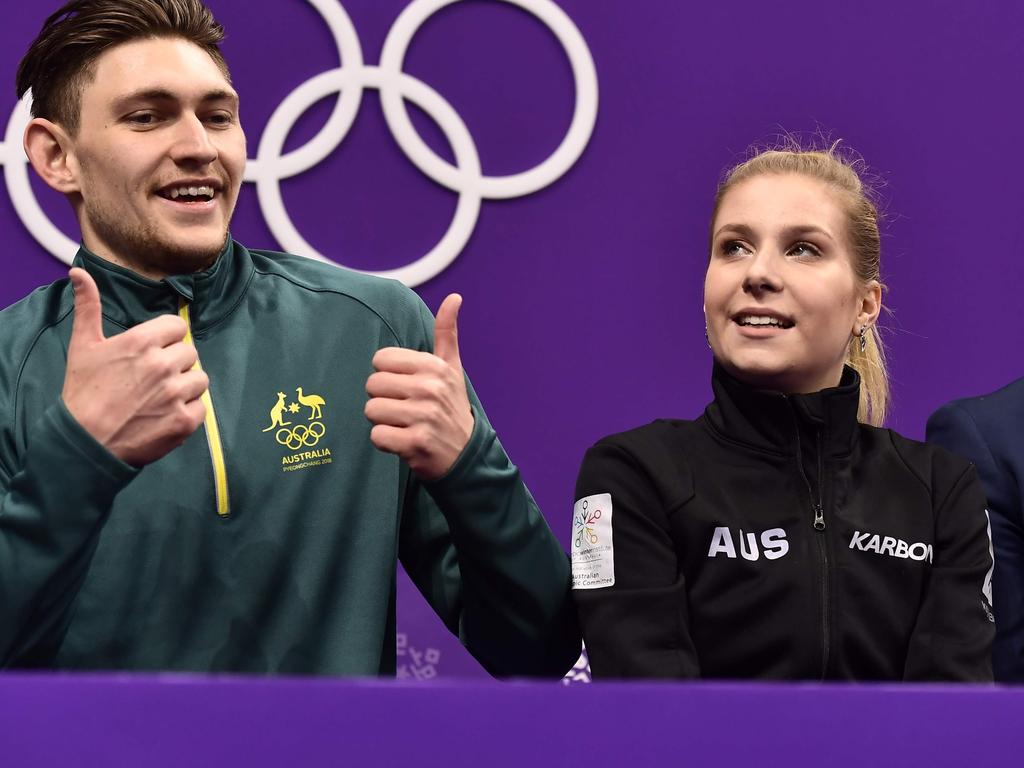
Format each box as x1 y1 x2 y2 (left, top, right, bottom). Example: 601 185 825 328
983 510 995 622
571 493 614 589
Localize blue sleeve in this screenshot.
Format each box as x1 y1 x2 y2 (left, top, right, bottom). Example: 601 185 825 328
927 403 1024 681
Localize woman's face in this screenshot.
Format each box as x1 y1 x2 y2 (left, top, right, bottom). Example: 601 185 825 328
704 173 880 394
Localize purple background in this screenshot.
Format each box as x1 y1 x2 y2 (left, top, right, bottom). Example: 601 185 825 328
2 0 1022 678
2 673 1023 765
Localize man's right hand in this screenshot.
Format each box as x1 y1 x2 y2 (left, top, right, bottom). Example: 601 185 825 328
62 268 208 467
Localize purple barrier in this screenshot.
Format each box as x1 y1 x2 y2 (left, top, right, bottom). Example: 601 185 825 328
0 674 1018 765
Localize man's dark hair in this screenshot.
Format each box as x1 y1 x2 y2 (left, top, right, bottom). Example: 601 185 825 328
16 0 230 135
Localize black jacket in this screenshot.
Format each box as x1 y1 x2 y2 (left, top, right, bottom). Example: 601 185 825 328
572 365 994 681
927 377 1024 682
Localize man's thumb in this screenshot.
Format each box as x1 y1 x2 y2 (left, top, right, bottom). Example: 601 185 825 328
69 268 105 346
433 293 463 368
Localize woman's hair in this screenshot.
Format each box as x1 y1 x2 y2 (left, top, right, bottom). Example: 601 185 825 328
710 142 889 426
16 0 228 136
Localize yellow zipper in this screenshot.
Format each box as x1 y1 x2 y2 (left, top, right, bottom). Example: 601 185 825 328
178 300 231 518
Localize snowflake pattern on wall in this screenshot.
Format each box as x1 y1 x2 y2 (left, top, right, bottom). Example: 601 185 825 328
396 632 442 681
561 643 592 684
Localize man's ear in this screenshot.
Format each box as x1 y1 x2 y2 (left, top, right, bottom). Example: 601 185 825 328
856 279 883 330
23 117 80 195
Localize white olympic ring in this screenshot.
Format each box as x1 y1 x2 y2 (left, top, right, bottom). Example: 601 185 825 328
0 0 598 287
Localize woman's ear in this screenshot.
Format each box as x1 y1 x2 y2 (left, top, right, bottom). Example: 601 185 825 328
855 279 882 331
23 117 81 195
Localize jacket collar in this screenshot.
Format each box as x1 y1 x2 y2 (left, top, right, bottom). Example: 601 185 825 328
703 362 862 457
71 237 255 334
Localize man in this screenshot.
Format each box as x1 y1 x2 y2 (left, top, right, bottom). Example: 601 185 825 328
0 0 579 676
928 381 1024 681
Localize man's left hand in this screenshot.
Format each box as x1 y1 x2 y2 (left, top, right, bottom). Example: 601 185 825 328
365 294 475 480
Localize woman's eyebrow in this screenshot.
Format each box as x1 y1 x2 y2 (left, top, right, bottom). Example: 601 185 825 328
712 223 755 240
778 224 835 243
712 223 836 242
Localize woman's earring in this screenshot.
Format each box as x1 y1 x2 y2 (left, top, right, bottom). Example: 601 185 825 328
705 327 712 350
859 327 867 353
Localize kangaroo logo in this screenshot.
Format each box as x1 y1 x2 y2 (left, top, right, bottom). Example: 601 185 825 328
262 392 292 432
262 386 330 454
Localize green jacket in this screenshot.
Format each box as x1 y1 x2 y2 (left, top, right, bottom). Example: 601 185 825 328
0 240 579 676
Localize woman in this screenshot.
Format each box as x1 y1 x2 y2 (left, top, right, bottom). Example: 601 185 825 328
572 146 994 680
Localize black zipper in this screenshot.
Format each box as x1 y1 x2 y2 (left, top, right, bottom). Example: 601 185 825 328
814 429 830 679
787 400 830 679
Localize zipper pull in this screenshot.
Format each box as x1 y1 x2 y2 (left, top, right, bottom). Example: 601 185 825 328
813 504 825 531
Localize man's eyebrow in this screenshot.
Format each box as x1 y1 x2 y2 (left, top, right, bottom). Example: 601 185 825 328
112 88 239 109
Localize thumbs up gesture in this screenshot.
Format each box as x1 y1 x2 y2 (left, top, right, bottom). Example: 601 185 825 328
365 294 475 480
62 268 209 467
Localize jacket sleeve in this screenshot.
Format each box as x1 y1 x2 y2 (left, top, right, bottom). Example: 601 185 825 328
0 400 136 666
572 438 700 679
392 294 578 678
927 403 1024 681
902 455 995 682
397 394 581 679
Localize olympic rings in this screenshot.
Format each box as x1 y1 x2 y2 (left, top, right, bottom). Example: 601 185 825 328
573 497 602 548
573 525 597 549
378 0 599 200
0 0 598 286
254 67 482 286
276 421 327 450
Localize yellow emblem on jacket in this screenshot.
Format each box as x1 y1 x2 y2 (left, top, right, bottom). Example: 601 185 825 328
262 388 333 472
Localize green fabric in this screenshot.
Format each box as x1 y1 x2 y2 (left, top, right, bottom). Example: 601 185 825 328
0 240 579 677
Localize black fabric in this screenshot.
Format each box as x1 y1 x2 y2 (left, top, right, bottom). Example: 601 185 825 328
927 378 1024 682
574 364 994 681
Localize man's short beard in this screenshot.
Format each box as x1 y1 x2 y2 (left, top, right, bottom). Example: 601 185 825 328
88 201 228 277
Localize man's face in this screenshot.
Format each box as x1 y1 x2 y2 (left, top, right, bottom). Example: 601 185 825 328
67 36 246 278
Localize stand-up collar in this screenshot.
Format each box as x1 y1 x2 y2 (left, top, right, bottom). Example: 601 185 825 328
72 237 255 334
703 362 862 457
